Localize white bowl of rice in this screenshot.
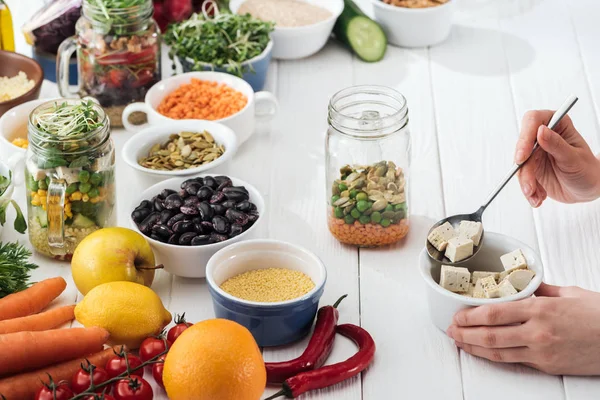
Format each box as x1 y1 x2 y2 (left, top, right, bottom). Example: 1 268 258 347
230 0 344 60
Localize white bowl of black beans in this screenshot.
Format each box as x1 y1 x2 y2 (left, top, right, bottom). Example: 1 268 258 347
130 174 265 278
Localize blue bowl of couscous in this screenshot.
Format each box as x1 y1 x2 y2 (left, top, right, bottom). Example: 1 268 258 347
206 239 327 347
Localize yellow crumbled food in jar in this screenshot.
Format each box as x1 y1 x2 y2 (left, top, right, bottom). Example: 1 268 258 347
220 268 315 302
0 72 35 102
11 137 28 149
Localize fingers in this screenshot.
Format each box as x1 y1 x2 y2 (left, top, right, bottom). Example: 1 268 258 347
447 325 527 348
453 300 533 327
515 110 554 164
535 282 581 298
456 342 530 363
537 125 578 165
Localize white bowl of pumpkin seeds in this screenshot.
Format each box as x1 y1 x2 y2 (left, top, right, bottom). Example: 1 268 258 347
122 120 239 177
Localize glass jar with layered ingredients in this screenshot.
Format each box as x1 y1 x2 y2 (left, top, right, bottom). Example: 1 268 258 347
57 0 161 127
326 86 410 247
26 100 116 260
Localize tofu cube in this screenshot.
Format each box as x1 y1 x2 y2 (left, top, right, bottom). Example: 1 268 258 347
504 269 535 291
500 248 528 271
471 271 499 284
26 158 47 181
439 265 471 293
428 222 456 251
473 275 496 298
497 279 518 297
444 237 474 263
461 283 479 297
56 166 81 185
458 221 483 246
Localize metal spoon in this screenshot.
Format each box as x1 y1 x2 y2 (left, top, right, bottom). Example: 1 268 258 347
426 95 579 265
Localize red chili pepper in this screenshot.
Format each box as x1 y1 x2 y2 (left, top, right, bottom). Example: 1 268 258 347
265 323 376 399
265 295 347 384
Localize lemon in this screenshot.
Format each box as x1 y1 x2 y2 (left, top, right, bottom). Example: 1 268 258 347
75 281 171 349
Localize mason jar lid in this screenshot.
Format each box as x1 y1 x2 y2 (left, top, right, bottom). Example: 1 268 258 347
328 85 409 139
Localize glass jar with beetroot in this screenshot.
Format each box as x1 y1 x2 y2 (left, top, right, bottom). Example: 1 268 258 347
57 0 161 127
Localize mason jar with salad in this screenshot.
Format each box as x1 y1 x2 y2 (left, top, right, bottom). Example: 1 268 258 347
57 0 161 127
26 100 116 260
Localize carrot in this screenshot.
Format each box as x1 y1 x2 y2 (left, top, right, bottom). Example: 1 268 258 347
0 305 75 334
0 326 109 377
0 345 122 400
0 277 67 321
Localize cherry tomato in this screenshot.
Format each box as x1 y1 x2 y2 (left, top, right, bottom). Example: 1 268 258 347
151 356 165 389
113 377 153 400
71 365 110 394
84 395 116 400
35 381 74 400
131 69 156 89
106 69 128 88
139 336 168 363
105 353 144 379
167 313 193 344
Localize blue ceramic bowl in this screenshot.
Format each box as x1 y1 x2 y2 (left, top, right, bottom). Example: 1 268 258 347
206 239 327 347
32 47 78 85
178 41 273 92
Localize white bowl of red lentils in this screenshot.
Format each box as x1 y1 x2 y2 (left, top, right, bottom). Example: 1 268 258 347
206 239 327 346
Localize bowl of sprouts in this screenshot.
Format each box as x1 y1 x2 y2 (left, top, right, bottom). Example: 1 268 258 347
163 1 275 91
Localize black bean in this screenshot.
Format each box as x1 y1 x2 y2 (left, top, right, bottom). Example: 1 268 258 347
198 202 214 221
180 205 199 216
150 233 163 242
197 186 214 201
152 224 172 238
132 208 151 223
191 234 211 246
136 200 153 210
209 232 229 243
214 176 232 186
173 220 195 234
225 209 249 226
179 232 197 245
221 200 237 209
167 213 186 227
210 192 226 204
191 216 203 225
211 204 226 216
193 223 204 234
183 196 199 207
200 221 214 233
153 198 164 212
159 210 175 225
247 213 259 226
203 176 217 189
164 194 183 209
223 186 248 195
139 212 160 233
168 234 180 244
181 179 196 190
159 189 176 199
235 200 252 212
212 215 231 234
230 223 243 237
178 189 190 199
217 180 232 192
223 191 249 202
185 182 202 196
194 177 205 186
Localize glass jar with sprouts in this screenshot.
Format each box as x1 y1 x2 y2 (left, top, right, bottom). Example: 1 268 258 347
26 99 116 260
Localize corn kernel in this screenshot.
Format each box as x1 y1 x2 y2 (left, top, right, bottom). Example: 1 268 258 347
82 194 90 202
30 191 37 197
71 192 82 201
90 197 102 204
31 199 40 206
37 189 47 196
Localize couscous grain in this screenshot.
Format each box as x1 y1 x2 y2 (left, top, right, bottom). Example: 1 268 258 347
220 268 315 302
0 72 34 102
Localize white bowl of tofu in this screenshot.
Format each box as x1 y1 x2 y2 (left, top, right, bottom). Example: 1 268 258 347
419 231 544 331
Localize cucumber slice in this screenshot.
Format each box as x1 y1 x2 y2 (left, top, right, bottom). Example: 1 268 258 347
34 207 48 228
72 214 96 228
334 0 387 62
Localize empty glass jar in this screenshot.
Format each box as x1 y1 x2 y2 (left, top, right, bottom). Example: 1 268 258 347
326 85 410 247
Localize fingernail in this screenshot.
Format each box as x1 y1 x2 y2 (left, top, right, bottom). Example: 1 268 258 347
528 196 538 207
446 326 455 338
515 150 526 163
523 183 533 196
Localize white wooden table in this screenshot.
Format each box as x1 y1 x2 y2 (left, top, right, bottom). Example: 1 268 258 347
7 0 600 398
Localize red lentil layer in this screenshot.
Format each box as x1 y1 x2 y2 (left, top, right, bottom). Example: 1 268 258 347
328 216 409 247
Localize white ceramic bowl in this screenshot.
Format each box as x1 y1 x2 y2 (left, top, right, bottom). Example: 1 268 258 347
419 231 544 331
121 120 238 177
121 71 278 144
129 175 265 278
230 0 344 60
371 0 455 48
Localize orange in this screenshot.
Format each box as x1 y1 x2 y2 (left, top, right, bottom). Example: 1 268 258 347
163 319 266 400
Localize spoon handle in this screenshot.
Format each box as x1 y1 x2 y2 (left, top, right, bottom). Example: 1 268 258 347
479 95 579 214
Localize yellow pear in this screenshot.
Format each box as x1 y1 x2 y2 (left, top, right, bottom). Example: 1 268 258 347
71 227 158 295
